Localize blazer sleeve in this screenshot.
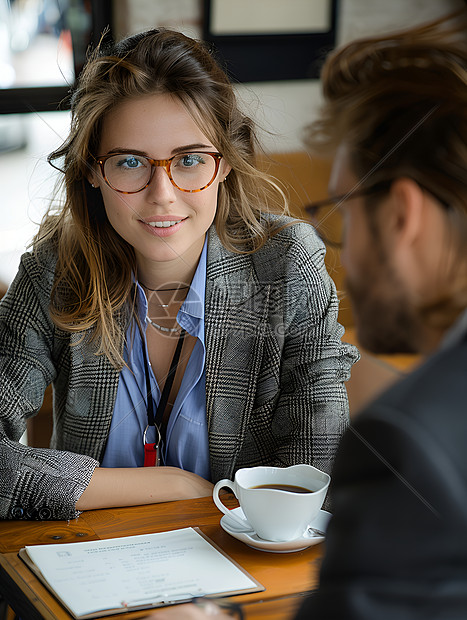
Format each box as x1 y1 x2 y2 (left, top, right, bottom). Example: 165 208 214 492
264 222 359 476
0 251 98 520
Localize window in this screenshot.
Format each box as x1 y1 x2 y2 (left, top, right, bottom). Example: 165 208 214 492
0 0 112 114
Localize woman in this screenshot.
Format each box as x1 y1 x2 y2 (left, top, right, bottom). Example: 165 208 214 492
0 29 357 520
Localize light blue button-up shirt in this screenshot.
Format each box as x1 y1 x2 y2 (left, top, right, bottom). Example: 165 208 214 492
101 239 210 480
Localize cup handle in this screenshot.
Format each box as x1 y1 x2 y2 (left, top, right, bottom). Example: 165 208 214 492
212 478 236 517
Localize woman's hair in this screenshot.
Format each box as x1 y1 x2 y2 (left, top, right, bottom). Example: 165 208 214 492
37 28 288 368
306 9 467 326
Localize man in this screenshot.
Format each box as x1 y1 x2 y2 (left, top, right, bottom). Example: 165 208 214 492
295 8 467 619
153 9 467 620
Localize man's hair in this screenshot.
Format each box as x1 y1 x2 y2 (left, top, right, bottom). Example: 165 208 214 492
306 9 467 325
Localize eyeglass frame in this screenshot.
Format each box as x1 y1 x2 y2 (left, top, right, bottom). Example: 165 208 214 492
304 178 450 249
95 151 223 194
304 180 392 248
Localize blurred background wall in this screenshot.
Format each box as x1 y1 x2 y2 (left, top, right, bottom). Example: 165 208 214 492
112 0 462 152
0 0 462 289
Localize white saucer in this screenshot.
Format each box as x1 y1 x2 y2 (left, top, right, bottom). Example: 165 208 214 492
220 507 331 553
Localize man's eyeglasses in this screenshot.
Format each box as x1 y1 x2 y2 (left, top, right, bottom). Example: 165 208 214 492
304 180 393 249
96 151 223 194
304 178 451 248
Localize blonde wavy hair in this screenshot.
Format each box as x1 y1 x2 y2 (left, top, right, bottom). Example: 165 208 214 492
36 28 289 369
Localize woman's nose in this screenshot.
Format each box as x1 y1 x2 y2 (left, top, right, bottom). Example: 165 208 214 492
145 166 177 204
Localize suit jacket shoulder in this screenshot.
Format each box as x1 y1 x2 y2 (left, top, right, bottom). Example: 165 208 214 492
206 217 332 303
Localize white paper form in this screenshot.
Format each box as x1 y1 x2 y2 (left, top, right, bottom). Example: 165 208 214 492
23 527 262 618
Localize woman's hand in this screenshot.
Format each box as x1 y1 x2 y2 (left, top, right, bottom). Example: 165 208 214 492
76 466 214 510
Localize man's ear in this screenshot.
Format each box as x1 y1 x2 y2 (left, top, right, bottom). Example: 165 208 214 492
387 177 425 248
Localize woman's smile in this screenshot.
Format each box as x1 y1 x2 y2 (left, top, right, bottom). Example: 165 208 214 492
140 216 188 237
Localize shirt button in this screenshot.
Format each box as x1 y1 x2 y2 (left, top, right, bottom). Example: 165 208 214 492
37 507 52 520
10 506 24 519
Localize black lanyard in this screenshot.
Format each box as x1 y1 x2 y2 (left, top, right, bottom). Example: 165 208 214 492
143 328 186 466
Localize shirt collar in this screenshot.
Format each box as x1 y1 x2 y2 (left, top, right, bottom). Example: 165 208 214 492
179 236 207 321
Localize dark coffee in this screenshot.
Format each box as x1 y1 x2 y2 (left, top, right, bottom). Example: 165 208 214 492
250 483 313 494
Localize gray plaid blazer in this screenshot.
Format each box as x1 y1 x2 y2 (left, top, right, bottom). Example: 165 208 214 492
0 219 358 519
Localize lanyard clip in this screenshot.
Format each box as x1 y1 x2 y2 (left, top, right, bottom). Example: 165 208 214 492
143 424 162 467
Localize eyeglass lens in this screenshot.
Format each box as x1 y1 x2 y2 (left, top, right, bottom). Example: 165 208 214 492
103 152 218 192
306 201 343 248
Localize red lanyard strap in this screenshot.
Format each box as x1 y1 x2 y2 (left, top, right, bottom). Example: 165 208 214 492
143 328 186 466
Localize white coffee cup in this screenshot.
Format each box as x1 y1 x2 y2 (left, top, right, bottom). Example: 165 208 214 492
212 464 330 542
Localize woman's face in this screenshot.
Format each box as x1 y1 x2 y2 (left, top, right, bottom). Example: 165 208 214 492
92 93 230 280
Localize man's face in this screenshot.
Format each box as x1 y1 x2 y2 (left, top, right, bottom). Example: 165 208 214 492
330 144 421 355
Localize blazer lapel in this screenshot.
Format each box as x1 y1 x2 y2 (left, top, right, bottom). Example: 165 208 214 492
205 228 271 481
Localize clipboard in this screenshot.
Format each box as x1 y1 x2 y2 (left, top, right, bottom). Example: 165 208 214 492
19 527 264 619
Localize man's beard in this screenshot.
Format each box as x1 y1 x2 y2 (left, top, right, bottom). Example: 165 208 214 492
345 256 421 355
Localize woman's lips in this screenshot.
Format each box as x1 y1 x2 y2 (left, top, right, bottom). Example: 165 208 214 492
148 219 183 228
139 217 187 237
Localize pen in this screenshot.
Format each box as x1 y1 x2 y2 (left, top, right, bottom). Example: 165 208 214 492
121 591 208 608
120 594 243 618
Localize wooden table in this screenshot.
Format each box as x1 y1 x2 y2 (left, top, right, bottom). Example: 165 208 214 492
0 495 323 620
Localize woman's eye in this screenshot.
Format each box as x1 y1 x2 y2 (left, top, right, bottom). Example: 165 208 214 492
117 156 144 169
178 153 204 168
